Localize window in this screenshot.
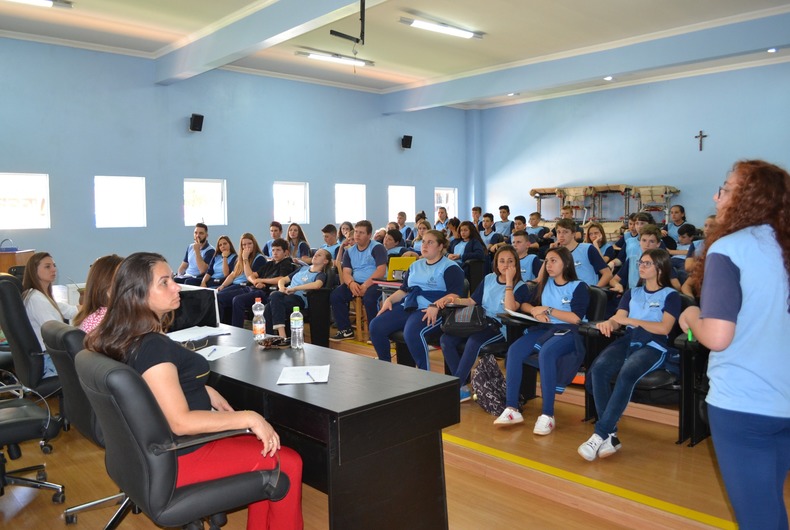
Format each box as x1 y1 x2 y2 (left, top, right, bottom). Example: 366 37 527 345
184 179 227 226
0 173 50 229
94 176 147 228
273 182 309 224
434 187 458 219
387 186 415 223
335 183 366 224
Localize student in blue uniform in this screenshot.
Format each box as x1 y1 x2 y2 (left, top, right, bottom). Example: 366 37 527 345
264 248 332 341
174 223 216 285
215 233 267 324
495 247 589 434
610 225 680 293
510 230 542 282
382 229 409 257
585 222 615 264
661 204 688 243
668 223 695 284
396 211 413 242
434 207 449 233
435 245 531 402
286 223 312 264
262 221 283 258
547 218 612 288
447 221 486 265
319 224 341 259
578 248 680 462
494 205 515 240
369 230 464 370
200 235 237 287
411 219 432 254
471 206 484 232
680 160 790 530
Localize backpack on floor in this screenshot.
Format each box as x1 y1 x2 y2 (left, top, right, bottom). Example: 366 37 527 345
471 354 507 415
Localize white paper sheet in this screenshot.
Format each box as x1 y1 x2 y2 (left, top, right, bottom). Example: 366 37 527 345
196 345 244 360
276 365 330 385
166 326 230 343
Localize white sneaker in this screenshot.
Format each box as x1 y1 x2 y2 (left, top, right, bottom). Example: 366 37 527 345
578 433 605 461
493 408 523 426
533 414 555 435
598 433 622 458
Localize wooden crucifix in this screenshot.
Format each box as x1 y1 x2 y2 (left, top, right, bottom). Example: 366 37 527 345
695 130 708 151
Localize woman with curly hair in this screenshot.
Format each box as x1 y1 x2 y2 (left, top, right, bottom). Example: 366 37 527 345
680 160 790 530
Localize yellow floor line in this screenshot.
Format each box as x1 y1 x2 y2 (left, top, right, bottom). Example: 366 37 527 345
443 433 735 530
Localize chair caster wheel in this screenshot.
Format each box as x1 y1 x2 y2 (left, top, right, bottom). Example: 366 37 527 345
41 443 53 454
52 491 65 504
37 470 47 481
66 514 77 524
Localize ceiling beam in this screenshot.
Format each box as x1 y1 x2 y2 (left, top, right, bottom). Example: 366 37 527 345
381 12 790 114
156 0 383 85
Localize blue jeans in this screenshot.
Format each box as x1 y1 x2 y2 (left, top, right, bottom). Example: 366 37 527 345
368 304 442 370
440 328 503 385
264 291 305 332
330 283 380 332
589 334 666 437
708 404 790 530
506 328 579 416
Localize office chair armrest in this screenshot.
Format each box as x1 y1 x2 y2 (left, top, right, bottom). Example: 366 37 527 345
150 428 252 456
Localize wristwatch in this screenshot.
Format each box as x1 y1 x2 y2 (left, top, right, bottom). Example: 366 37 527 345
545 307 553 316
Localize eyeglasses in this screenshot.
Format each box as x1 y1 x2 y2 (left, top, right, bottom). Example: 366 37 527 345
181 338 209 351
637 260 656 268
717 186 731 199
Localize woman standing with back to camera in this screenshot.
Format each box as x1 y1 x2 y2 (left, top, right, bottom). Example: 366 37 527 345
680 160 790 530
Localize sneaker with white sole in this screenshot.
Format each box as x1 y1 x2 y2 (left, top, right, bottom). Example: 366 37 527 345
598 433 622 458
533 414 555 435
493 408 523 426
578 433 605 461
331 329 354 340
460 387 472 403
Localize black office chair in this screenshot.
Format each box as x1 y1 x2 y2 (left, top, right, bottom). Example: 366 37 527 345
0 273 64 435
74 349 289 530
0 379 64 502
43 320 126 525
7 265 25 282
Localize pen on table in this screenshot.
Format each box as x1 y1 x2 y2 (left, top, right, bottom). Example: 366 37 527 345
206 348 217 358
306 371 315 382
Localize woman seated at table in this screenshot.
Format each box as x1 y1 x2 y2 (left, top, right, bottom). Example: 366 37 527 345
435 245 531 402
73 254 124 333
578 248 680 462
22 251 80 378
369 230 464 370
495 247 589 434
200 235 237 288
447 221 486 265
85 252 303 529
264 248 332 342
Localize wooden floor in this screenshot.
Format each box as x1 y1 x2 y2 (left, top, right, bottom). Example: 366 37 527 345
2 339 789 529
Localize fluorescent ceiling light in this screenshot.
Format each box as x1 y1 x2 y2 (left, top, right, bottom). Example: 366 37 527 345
7 0 73 7
400 17 480 40
603 76 614 81
767 48 777 53
296 51 372 68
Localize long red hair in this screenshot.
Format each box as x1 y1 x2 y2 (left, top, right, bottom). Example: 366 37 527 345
694 160 790 311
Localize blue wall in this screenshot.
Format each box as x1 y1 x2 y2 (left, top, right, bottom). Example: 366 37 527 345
2 36 789 283
1 38 467 281
479 62 790 224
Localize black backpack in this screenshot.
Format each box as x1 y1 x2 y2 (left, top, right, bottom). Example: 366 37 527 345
471 354 508 415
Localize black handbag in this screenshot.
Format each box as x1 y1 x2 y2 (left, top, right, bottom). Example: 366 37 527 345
440 305 498 337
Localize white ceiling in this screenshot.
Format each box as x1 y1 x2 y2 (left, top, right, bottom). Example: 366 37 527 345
2 0 790 109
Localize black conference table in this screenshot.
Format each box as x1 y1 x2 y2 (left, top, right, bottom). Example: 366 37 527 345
205 325 460 530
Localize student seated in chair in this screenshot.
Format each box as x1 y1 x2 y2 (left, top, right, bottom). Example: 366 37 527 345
174 223 215 285
330 220 387 340
579 249 680 462
85 252 303 529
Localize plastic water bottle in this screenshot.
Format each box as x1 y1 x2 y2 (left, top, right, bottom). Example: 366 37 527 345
290 306 304 349
252 298 265 341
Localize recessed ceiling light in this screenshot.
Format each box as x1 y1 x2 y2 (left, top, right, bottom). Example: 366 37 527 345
767 48 777 53
507 93 519 97
603 76 614 81
7 0 72 7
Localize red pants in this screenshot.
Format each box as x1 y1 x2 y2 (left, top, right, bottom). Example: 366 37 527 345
176 435 303 530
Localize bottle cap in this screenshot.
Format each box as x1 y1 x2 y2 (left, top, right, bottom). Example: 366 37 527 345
293 307 299 312
255 298 261 303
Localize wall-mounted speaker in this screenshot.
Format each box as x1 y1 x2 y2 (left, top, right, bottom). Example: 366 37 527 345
189 114 204 132
401 135 413 149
